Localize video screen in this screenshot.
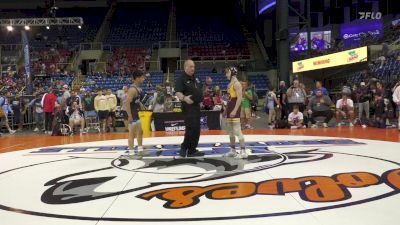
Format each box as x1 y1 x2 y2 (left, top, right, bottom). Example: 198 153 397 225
290 31 331 52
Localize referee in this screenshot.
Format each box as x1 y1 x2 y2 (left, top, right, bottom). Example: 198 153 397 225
176 60 205 157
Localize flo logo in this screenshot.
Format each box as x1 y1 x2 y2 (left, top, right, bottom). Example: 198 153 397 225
347 50 359 62
0 136 399 223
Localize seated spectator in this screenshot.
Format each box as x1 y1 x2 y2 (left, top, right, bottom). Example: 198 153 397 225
311 81 329 96
202 90 214 110
288 105 304 129
336 93 355 127
164 94 174 112
66 101 86 134
212 86 224 111
308 90 334 128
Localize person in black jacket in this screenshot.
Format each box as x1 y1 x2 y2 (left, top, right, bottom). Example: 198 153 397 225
175 60 205 157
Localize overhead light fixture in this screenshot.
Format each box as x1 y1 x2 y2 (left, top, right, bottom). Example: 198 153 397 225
78 25 82 29
24 25 30 30
6 25 13 31
46 26 50 30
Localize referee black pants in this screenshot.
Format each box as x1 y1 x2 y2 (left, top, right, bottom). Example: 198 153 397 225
181 104 201 155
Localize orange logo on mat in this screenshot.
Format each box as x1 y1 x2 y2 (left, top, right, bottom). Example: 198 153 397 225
138 168 400 209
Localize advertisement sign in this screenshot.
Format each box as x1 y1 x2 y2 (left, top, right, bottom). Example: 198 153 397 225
292 46 368 73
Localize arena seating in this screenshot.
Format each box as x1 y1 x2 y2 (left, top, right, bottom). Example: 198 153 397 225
174 70 270 92
82 71 164 92
105 3 169 47
108 48 151 74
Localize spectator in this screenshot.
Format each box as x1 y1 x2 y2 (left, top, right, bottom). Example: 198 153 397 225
11 95 27 132
277 81 288 120
212 86 224 111
288 105 304 129
287 79 307 112
106 89 117 132
66 90 82 108
336 92 355 127
392 82 400 131
308 90 334 128
94 89 109 133
374 81 385 125
311 81 329 96
355 82 371 127
0 91 16 134
66 101 86 134
241 80 253 129
43 88 57 134
28 93 45 132
151 85 165 113
164 94 174 112
202 90 214 110
265 86 279 128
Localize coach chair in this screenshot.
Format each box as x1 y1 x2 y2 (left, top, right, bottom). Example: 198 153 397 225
85 110 101 133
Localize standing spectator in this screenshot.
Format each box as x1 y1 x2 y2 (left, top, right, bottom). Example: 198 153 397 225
287 79 307 112
29 93 45 132
43 88 57 134
241 81 253 129
66 90 82 108
288 105 304 129
0 91 16 134
11 95 26 132
311 81 329 96
355 82 371 127
151 85 165 113
277 81 288 120
94 89 109 133
249 82 258 118
265 87 279 128
392 82 400 131
336 93 355 127
308 90 334 128
61 84 71 107
106 89 117 132
374 81 385 126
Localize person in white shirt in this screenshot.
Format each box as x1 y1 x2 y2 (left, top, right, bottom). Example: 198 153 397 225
288 105 304 129
392 82 400 131
66 101 86 134
106 89 118 132
336 93 355 127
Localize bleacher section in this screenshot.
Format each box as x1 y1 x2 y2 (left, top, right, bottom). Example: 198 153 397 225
174 70 270 92
108 48 151 73
105 3 169 47
82 71 164 92
347 52 400 86
176 7 250 59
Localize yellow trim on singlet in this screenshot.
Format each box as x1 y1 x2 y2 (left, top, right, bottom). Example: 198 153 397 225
227 118 241 123
227 82 237 98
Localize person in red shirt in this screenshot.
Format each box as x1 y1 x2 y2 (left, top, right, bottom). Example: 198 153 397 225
43 88 57 134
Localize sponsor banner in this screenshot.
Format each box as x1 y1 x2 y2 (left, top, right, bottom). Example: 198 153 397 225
292 46 368 73
153 111 220 131
340 19 383 48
